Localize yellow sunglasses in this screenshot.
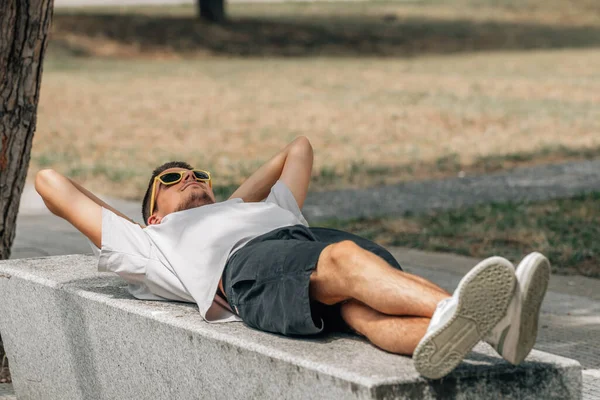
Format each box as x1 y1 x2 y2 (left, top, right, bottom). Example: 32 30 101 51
149 169 212 217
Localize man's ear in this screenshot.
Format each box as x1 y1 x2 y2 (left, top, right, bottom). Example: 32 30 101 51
147 214 162 225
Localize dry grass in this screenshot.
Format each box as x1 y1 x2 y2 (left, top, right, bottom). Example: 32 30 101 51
28 1 600 200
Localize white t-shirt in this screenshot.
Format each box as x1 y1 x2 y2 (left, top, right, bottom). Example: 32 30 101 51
91 180 309 323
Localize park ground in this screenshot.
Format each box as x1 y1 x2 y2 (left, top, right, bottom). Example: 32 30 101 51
29 0 600 276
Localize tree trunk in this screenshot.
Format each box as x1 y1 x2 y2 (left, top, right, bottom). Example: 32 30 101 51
0 0 55 384
197 0 226 23
0 341 8 383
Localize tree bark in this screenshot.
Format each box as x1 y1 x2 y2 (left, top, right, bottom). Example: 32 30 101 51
0 0 55 383
197 0 226 23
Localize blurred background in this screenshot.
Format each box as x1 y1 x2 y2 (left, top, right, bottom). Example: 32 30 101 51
13 0 597 270
37 0 600 197
28 0 600 277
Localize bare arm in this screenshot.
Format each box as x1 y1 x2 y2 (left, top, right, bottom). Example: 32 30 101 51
34 169 142 248
228 136 313 208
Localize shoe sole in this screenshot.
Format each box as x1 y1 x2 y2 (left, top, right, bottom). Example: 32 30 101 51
510 252 550 364
413 257 516 380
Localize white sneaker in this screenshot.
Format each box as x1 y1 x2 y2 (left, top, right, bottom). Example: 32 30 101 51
413 256 516 380
486 252 550 365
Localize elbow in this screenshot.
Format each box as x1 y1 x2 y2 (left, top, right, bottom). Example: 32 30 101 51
294 135 312 149
35 169 62 215
34 169 57 195
292 136 313 158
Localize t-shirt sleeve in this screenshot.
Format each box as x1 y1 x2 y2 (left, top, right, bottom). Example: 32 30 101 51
265 180 309 226
95 207 152 285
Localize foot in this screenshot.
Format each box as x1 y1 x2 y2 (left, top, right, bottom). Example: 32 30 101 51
412 256 516 380
486 252 550 365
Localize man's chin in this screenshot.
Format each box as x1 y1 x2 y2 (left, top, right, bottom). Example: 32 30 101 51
175 192 215 213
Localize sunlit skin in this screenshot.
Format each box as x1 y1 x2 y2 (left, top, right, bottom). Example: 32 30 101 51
147 168 216 226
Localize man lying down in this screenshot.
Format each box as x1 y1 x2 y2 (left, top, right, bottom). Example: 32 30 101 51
34 136 550 380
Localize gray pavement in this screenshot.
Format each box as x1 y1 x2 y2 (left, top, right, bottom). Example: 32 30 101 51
0 384 15 400
6 160 600 398
303 159 600 221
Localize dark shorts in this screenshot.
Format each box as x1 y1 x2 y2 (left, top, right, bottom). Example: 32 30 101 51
222 225 402 336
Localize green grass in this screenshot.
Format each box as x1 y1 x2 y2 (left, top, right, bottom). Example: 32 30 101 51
472 145 600 171
317 193 600 277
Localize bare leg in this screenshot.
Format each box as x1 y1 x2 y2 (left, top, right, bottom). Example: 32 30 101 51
402 272 451 296
341 300 430 356
310 241 450 318
368 251 450 296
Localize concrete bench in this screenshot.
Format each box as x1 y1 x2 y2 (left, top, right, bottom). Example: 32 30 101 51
0 255 582 399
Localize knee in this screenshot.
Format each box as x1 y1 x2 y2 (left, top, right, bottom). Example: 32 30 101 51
325 240 361 267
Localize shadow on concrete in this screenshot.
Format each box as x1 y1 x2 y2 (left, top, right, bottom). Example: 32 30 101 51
56 287 104 399
63 276 134 300
50 13 600 58
536 317 600 369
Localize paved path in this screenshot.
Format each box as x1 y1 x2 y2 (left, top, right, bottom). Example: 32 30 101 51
5 160 600 398
0 384 15 400
303 159 600 221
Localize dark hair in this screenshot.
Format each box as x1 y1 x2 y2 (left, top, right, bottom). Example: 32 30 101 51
142 161 193 225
